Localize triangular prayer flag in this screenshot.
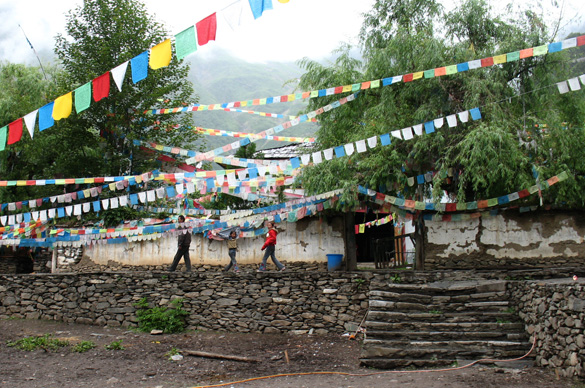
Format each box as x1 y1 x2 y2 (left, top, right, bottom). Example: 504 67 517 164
74 82 91 113
93 72 110 102
248 0 273 19
196 13 217 46
0 126 6 151
111 61 129 92
7 118 23 145
52 92 72 120
175 26 198 59
149 39 172 69
23 110 37 138
39 102 54 131
131 51 149 83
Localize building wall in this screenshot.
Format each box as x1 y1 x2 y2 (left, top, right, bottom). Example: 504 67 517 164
82 216 345 267
425 210 585 269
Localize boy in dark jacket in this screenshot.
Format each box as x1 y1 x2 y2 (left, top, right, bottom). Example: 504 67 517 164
258 221 285 272
169 215 192 272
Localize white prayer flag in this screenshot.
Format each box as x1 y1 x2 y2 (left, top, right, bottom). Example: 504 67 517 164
32 211 39 220
367 136 377 148
146 190 155 202
468 60 481 69
356 140 367 153
119 196 128 207
402 127 414 140
40 210 48 221
48 209 56 218
458 111 469 123
568 77 581 91
138 192 146 204
323 148 334 160
111 61 129 92
413 124 423 136
580 74 585 86
269 165 278 175
175 183 184 194
83 202 91 213
101 199 110 210
434 117 444 128
8 215 15 225
65 206 73 216
391 130 402 140
24 110 38 139
110 197 119 209
562 38 577 49
446 114 457 128
216 175 225 186
312 151 323 164
344 143 355 156
74 204 82 215
301 154 311 165
156 187 165 199
557 81 569 94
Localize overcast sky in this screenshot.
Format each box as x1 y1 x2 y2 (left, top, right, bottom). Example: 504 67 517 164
0 0 583 66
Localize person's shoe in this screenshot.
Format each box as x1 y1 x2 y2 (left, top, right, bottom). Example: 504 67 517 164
279 266 286 272
235 268 240 273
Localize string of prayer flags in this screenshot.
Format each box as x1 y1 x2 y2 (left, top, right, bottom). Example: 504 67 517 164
196 13 217 46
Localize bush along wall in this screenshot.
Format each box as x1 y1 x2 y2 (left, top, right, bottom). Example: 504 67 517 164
0 271 371 334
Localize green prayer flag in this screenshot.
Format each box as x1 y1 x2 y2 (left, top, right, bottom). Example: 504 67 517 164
74 82 91 113
533 45 548 56
310 90 319 98
424 69 435 78
370 79 380 89
0 126 6 151
415 201 425 210
456 203 467 211
529 185 539 194
507 51 520 62
487 198 498 207
467 201 478 210
351 83 361 92
558 171 569 181
445 65 458 75
175 26 197 60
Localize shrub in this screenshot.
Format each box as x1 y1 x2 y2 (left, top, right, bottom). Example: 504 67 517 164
7 334 69 351
72 340 96 353
105 339 124 350
134 298 189 334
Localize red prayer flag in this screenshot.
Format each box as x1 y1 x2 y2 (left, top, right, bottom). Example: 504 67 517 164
577 35 585 46
7 118 23 145
477 200 488 208
403 73 414 83
334 86 343 94
93 72 110 102
280 95 288 102
435 67 447 76
196 13 217 46
518 189 530 198
520 48 533 58
234 101 241 108
481 57 494 67
445 203 457 212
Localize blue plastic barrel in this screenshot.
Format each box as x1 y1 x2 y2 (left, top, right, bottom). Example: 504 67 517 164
326 254 343 271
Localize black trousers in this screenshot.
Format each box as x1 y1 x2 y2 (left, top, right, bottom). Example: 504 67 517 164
169 247 191 271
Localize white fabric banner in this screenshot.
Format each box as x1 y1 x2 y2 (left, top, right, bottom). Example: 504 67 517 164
111 61 129 92
23 109 38 139
446 114 458 128
402 127 414 140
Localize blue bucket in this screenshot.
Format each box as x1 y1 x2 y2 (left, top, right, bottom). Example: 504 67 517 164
326 254 343 271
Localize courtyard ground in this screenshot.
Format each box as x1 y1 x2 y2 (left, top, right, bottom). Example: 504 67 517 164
0 319 582 388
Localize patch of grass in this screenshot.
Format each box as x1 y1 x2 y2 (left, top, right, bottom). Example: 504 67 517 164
105 339 124 350
429 310 443 315
390 274 402 284
503 307 516 314
134 298 189 334
165 347 181 360
72 340 96 353
7 334 69 351
354 278 366 288
496 318 512 324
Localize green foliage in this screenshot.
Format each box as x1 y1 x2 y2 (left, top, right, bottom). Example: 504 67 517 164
429 309 443 315
105 339 125 350
134 297 189 334
390 274 402 283
165 347 181 360
72 340 97 353
7 334 69 351
297 0 585 208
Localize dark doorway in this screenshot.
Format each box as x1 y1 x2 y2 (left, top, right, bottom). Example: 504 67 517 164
354 210 395 263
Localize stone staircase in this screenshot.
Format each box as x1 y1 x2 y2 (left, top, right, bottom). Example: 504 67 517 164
360 279 533 369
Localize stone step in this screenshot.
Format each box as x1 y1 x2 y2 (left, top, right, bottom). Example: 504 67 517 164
369 280 507 295
368 290 509 304
365 330 527 341
365 320 525 332
367 310 519 323
360 358 456 369
361 343 531 360
368 299 511 312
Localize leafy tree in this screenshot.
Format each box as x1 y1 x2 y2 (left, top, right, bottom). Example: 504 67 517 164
54 0 202 177
296 0 585 268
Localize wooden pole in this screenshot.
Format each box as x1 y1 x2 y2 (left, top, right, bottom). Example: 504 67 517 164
51 248 57 273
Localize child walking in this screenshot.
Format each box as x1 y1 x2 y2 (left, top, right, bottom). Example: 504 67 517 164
258 221 285 272
224 230 240 273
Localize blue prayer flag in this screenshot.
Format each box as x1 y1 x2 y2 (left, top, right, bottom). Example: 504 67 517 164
470 107 482 120
131 51 149 83
380 133 391 146
39 102 55 131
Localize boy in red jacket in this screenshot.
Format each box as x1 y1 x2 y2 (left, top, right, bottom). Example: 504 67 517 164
258 221 285 272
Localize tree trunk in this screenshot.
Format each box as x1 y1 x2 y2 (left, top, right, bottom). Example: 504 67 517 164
414 215 425 270
344 212 357 271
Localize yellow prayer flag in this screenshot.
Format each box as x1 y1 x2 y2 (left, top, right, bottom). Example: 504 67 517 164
493 54 507 64
149 39 172 69
52 92 73 121
412 72 423 80
288 94 296 102
359 224 365 233
342 85 352 92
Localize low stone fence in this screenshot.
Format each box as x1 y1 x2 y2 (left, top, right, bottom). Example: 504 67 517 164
0 270 370 335
509 279 585 378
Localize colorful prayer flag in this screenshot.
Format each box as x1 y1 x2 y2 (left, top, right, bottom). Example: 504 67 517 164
196 13 217 46
131 51 149 83
248 0 273 19
0 126 7 151
39 102 54 131
175 26 197 60
93 72 110 102
7 118 23 145
111 61 129 92
149 39 172 69
52 92 72 120
74 82 91 113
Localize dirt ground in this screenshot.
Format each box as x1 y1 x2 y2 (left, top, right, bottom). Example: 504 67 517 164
0 319 582 388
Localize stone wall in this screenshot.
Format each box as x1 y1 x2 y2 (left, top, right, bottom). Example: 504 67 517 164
425 210 585 269
509 279 585 377
0 271 370 334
